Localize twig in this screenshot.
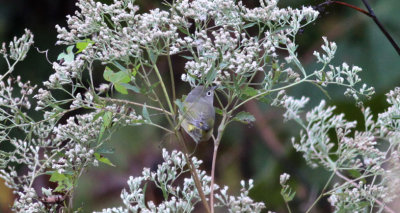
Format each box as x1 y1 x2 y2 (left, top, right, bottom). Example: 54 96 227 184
210 113 228 213
320 0 400 56
210 144 218 213
166 43 177 114
360 0 400 55
176 131 211 213
305 171 335 213
99 97 173 116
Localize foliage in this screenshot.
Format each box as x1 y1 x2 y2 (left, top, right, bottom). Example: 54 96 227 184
0 0 397 212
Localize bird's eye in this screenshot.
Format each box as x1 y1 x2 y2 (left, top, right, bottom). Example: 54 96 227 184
206 91 212 96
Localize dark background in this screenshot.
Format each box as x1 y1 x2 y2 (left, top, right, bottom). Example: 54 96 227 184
0 0 399 212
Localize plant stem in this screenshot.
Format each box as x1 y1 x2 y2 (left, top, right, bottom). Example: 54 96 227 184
305 171 335 213
176 131 211 213
152 63 175 115
284 201 292 213
210 112 228 213
99 97 173 116
210 144 219 213
166 43 177 113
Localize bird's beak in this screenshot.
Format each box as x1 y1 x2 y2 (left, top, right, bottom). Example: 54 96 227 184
211 85 218 91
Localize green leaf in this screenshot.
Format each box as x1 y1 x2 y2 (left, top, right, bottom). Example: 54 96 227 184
142 104 152 123
76 39 93 53
121 83 140 93
113 61 128 73
103 66 131 95
180 55 194 60
103 67 130 84
132 64 140 77
94 153 115 167
114 84 128 94
99 111 113 141
174 99 184 113
93 111 105 122
233 111 255 124
57 45 74 62
281 188 296 202
243 22 257 29
49 171 67 183
178 26 190 35
149 51 158 63
215 107 223 116
49 171 73 192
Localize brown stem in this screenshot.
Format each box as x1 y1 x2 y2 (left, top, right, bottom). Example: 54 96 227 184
176 131 211 213
359 0 400 55
210 144 219 213
321 0 400 55
210 113 228 212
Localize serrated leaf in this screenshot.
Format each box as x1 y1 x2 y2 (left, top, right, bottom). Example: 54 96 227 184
233 111 255 124
94 153 115 167
76 39 93 53
142 104 152 123
121 83 140 93
57 45 74 62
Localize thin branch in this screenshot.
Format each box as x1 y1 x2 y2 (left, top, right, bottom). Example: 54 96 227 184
166 43 177 114
359 0 400 55
210 112 228 213
320 0 400 55
99 97 173 116
176 131 211 213
305 171 335 213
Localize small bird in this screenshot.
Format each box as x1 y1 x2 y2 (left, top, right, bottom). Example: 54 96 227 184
180 85 216 143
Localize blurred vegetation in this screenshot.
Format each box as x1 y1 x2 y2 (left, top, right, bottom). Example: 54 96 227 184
0 0 399 212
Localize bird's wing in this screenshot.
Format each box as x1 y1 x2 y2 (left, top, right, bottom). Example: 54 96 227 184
182 102 214 131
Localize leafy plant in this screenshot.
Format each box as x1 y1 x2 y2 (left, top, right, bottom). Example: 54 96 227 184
0 0 398 213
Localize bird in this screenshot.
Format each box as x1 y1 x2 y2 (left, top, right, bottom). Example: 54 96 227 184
179 85 216 143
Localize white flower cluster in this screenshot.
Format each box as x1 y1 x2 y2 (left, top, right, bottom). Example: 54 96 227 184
98 149 265 213
104 104 143 126
283 88 400 211
0 76 36 111
173 0 319 86
313 38 375 103
0 29 34 62
44 55 85 88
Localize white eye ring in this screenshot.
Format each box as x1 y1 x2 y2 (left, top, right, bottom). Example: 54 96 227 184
206 91 212 96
